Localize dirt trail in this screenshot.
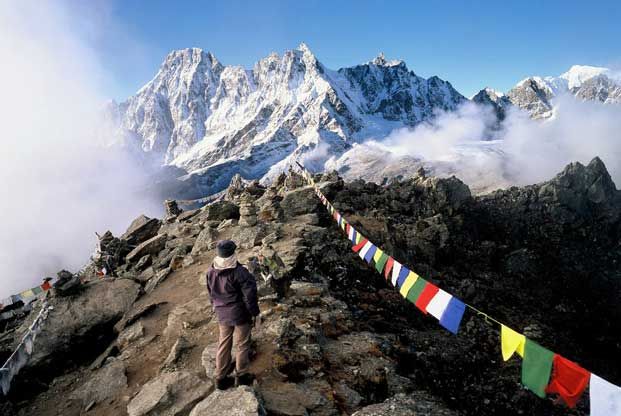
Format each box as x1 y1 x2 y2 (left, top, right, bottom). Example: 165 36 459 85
20 227 280 416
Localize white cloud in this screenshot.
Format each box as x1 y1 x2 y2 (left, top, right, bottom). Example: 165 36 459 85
0 2 160 298
336 96 621 192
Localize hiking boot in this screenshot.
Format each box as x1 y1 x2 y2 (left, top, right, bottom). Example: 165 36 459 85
215 376 234 390
235 373 255 387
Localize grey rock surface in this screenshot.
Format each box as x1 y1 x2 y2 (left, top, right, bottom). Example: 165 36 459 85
127 371 211 416
189 386 264 416
69 360 128 407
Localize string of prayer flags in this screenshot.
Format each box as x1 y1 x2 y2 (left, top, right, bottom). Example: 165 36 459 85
590 374 621 416
521 339 554 398
414 282 440 314
545 355 590 408
501 325 525 361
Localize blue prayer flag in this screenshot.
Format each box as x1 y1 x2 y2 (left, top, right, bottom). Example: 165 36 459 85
363 245 377 263
439 298 466 334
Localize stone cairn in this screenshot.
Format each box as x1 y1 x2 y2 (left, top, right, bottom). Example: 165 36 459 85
238 193 258 227
164 199 182 222
225 173 245 201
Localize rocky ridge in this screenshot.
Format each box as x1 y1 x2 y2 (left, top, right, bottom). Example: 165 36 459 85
0 158 619 415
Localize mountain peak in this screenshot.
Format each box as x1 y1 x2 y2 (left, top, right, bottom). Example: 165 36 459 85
162 47 220 68
297 42 312 54
560 64 609 89
370 52 403 67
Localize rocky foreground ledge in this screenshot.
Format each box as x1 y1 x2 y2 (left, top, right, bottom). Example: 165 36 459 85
1 158 620 416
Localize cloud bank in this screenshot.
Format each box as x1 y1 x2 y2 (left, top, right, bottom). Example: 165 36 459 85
330 97 621 192
0 2 160 298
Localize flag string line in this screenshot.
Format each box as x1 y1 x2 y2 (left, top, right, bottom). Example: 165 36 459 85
294 162 621 410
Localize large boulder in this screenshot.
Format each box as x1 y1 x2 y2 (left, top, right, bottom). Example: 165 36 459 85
231 225 266 250
25 279 140 370
191 227 219 255
279 187 321 219
200 201 240 222
189 386 265 416
126 234 167 263
127 371 211 416
121 215 162 246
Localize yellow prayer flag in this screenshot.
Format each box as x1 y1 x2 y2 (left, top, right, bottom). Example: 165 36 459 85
399 271 419 298
501 325 525 361
20 289 35 299
355 233 362 244
373 248 384 263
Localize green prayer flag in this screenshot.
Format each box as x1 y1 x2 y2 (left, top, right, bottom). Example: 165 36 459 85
521 339 554 398
374 252 389 274
31 286 43 295
406 277 427 304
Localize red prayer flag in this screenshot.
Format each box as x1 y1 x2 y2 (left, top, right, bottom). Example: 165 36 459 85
384 257 394 280
41 281 52 291
352 238 368 253
415 282 440 314
346 223 351 235
545 354 590 408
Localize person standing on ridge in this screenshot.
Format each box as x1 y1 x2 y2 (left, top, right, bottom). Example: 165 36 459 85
206 240 260 390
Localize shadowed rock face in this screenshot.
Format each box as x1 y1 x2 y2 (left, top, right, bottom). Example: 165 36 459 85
2 158 619 416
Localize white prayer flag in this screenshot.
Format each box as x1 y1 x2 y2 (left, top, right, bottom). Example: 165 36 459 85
426 289 453 321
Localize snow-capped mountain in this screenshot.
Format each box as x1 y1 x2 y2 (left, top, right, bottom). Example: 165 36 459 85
501 65 621 118
471 87 512 121
109 44 465 198
109 46 620 199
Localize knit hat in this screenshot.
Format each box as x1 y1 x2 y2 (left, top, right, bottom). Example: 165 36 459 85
216 240 237 258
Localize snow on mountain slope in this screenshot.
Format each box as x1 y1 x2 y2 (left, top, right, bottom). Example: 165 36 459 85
110 47 621 199
560 65 610 89
110 44 466 198
503 65 620 118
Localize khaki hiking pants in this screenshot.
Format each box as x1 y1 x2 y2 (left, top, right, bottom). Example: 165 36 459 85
216 323 252 379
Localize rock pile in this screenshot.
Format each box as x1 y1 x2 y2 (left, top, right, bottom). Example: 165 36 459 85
164 199 182 221
239 193 258 227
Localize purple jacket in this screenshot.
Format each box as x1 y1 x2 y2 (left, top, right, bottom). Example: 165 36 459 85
206 263 260 326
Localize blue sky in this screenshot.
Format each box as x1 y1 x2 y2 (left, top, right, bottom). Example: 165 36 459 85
95 0 621 100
